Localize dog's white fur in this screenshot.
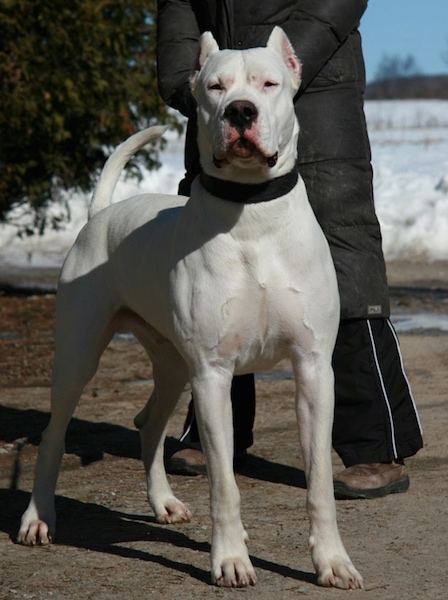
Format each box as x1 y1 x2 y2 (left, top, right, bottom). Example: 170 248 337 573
18 28 363 589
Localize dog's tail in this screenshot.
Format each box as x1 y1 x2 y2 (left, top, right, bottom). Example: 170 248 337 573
88 125 167 220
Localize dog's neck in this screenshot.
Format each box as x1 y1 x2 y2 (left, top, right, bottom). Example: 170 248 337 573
199 163 299 203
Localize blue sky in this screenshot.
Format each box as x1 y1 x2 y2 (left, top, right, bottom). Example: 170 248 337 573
360 0 448 82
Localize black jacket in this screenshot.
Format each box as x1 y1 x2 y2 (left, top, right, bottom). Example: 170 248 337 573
156 0 390 319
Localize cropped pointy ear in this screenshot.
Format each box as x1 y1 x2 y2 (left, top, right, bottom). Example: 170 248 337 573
267 26 302 91
190 31 220 89
197 31 220 68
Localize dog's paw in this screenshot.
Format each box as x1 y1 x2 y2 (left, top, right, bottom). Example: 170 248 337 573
154 498 192 524
17 520 53 546
211 531 256 588
212 558 257 588
316 557 363 590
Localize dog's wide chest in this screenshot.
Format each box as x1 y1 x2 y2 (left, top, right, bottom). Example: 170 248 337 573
220 285 317 370
170 251 320 372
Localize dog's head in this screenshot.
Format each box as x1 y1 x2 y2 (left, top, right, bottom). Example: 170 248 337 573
190 27 301 184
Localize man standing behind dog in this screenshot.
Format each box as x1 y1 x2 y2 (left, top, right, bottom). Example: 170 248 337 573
156 0 423 498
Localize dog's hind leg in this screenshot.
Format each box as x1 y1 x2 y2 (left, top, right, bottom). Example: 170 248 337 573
133 334 192 525
17 281 118 546
293 351 363 589
190 368 257 588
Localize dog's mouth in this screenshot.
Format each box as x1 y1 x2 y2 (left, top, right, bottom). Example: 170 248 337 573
233 137 256 157
213 137 278 169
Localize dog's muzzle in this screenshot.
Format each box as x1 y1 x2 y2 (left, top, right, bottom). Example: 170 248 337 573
214 100 279 168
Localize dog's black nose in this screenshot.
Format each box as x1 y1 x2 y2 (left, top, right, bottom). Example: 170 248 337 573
224 100 258 130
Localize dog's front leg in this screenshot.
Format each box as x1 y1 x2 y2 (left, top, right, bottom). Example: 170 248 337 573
191 369 257 588
294 353 363 589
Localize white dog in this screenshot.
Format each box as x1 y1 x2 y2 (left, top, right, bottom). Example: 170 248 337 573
18 27 363 590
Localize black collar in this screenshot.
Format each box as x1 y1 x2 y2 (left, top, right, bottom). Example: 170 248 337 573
199 164 299 203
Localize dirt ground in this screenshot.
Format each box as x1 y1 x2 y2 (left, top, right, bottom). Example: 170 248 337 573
0 260 447 600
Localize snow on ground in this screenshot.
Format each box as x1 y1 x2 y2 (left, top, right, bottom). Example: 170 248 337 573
366 100 448 261
1 100 448 269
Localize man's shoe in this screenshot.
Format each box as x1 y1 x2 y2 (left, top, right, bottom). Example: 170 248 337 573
334 462 410 500
168 447 248 476
168 448 207 476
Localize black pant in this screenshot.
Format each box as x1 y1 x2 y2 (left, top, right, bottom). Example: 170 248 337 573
180 373 256 453
179 318 423 466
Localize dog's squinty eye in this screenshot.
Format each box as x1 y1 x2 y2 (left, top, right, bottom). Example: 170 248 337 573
263 81 279 89
209 83 223 91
